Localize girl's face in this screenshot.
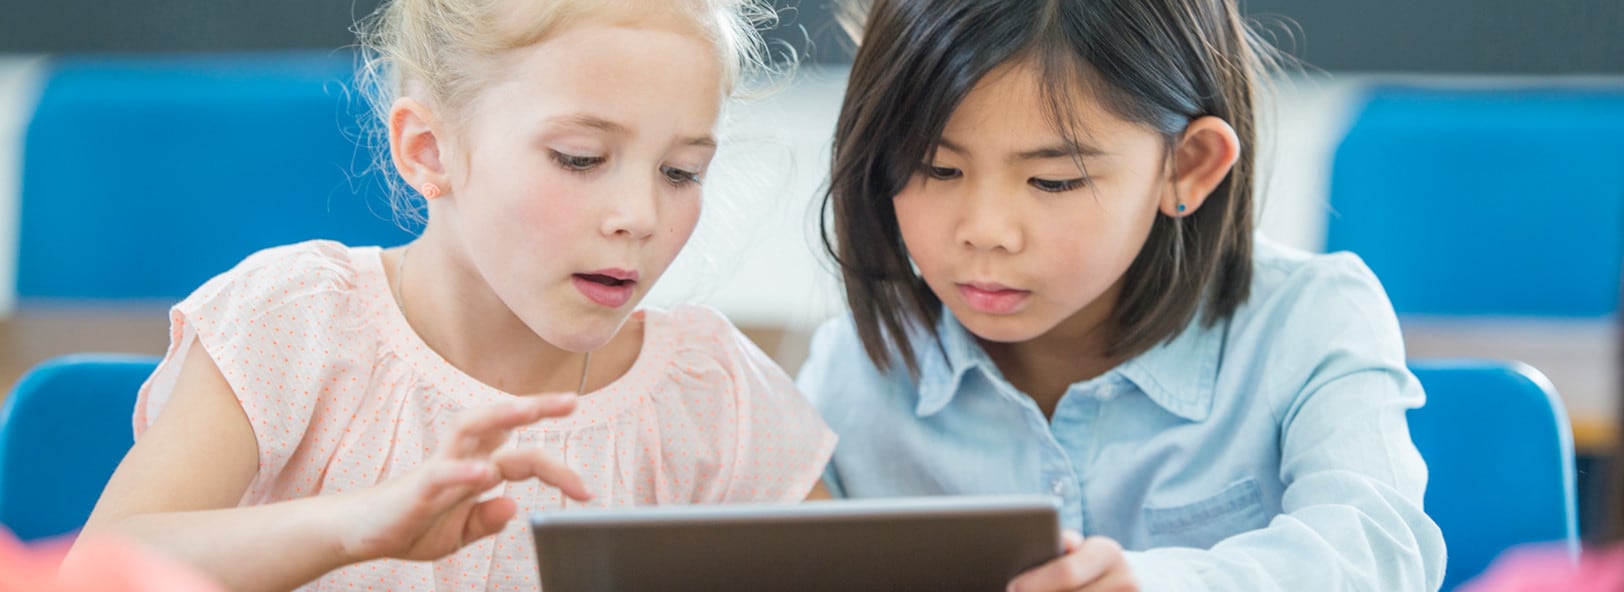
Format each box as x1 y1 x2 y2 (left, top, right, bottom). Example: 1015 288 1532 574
431 21 722 351
893 59 1173 346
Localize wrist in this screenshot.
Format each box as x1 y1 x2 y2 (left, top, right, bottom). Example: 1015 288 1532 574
307 491 370 566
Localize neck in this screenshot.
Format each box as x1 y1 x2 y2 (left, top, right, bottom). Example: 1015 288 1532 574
395 228 588 395
980 287 1124 418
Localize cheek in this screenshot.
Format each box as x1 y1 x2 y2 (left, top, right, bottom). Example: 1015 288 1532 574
670 199 702 242
516 175 591 230
469 182 588 261
891 189 941 264
1043 188 1160 281
653 196 703 259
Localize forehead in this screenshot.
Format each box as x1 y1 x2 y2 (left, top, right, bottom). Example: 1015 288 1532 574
471 23 725 131
944 58 1141 145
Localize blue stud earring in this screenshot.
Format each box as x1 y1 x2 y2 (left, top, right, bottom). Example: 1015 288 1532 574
1176 203 1187 214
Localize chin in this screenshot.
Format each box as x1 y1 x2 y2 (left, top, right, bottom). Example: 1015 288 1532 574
526 307 634 353
950 308 1048 344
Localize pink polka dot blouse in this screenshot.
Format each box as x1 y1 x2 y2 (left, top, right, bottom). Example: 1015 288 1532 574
133 241 837 591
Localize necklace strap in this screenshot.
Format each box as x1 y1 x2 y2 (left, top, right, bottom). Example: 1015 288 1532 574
577 352 592 395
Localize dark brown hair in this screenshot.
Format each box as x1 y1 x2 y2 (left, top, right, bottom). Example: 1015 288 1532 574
822 0 1282 374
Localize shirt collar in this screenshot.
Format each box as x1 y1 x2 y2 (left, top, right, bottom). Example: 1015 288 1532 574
912 308 1224 422
914 312 986 417
1116 316 1224 422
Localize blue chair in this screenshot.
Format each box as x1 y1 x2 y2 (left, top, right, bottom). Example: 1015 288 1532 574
1328 86 1624 318
19 51 416 301
0 354 159 541
1408 359 1579 591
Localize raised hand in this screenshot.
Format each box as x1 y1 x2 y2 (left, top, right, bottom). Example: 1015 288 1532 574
333 395 593 562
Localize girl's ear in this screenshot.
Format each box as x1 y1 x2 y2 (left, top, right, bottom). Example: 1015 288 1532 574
1160 116 1240 218
388 97 450 200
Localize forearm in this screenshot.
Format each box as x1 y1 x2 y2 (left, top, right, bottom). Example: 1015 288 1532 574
1124 474 1443 591
66 494 358 592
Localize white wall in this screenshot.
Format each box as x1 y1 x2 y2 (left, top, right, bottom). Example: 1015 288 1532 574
0 56 48 318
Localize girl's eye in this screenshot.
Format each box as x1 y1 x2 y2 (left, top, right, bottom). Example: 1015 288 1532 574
551 151 605 172
661 165 702 187
923 165 962 181
1030 177 1088 193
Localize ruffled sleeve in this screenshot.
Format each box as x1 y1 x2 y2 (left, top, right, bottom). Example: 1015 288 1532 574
135 240 370 496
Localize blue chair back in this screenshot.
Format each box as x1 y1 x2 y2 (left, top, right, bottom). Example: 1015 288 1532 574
0 354 160 541
1408 359 1579 590
19 51 416 300
1328 86 1624 318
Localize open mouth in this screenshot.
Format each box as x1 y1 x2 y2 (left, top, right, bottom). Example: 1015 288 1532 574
572 270 639 308
574 273 635 288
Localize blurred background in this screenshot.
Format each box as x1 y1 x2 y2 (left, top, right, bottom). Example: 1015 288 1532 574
0 0 1619 544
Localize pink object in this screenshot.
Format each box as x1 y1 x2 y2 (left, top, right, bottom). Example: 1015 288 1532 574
1460 543 1624 592
135 241 837 591
421 183 441 199
0 529 224 592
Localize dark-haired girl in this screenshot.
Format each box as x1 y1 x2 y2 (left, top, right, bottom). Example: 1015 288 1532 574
798 1 1446 589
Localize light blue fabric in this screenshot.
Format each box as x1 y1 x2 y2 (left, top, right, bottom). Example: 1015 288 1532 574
797 238 1447 591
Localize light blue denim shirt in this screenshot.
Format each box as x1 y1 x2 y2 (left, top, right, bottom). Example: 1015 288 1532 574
796 238 1446 591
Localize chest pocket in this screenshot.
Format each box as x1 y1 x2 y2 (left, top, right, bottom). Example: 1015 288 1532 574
1142 478 1269 549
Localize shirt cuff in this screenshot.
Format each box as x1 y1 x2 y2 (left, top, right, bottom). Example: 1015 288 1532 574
1124 549 1208 592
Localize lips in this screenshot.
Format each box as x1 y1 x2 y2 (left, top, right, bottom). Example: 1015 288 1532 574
573 268 639 308
956 282 1031 315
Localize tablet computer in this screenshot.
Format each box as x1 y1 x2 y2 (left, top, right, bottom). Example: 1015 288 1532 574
530 495 1061 592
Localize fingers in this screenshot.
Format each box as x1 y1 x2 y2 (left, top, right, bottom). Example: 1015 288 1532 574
417 460 494 511
490 448 594 501
1008 536 1128 592
461 497 518 544
439 395 578 460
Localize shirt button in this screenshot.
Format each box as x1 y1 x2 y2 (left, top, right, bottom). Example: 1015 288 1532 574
1051 478 1070 497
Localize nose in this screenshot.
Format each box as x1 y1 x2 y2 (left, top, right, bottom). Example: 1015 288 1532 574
953 181 1024 254
601 175 658 240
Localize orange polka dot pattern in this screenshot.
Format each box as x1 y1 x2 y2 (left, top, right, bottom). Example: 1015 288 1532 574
133 241 838 591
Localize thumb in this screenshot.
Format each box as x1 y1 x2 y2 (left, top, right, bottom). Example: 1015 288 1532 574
461 497 519 546
1061 530 1086 553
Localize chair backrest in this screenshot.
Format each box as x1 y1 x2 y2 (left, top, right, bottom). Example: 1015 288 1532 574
1408 359 1579 591
19 51 416 300
0 354 159 541
1328 85 1624 318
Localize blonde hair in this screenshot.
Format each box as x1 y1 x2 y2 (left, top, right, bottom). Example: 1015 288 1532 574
354 0 781 225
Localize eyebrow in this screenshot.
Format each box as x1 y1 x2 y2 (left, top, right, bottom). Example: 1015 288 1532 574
936 137 1105 161
548 113 717 149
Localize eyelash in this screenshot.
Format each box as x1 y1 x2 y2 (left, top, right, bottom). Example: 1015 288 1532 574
919 165 1088 193
1029 178 1088 193
551 151 604 172
551 151 702 188
661 166 702 188
924 165 962 181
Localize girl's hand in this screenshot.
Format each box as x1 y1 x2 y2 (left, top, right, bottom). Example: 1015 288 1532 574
1008 532 1140 592
333 395 593 562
